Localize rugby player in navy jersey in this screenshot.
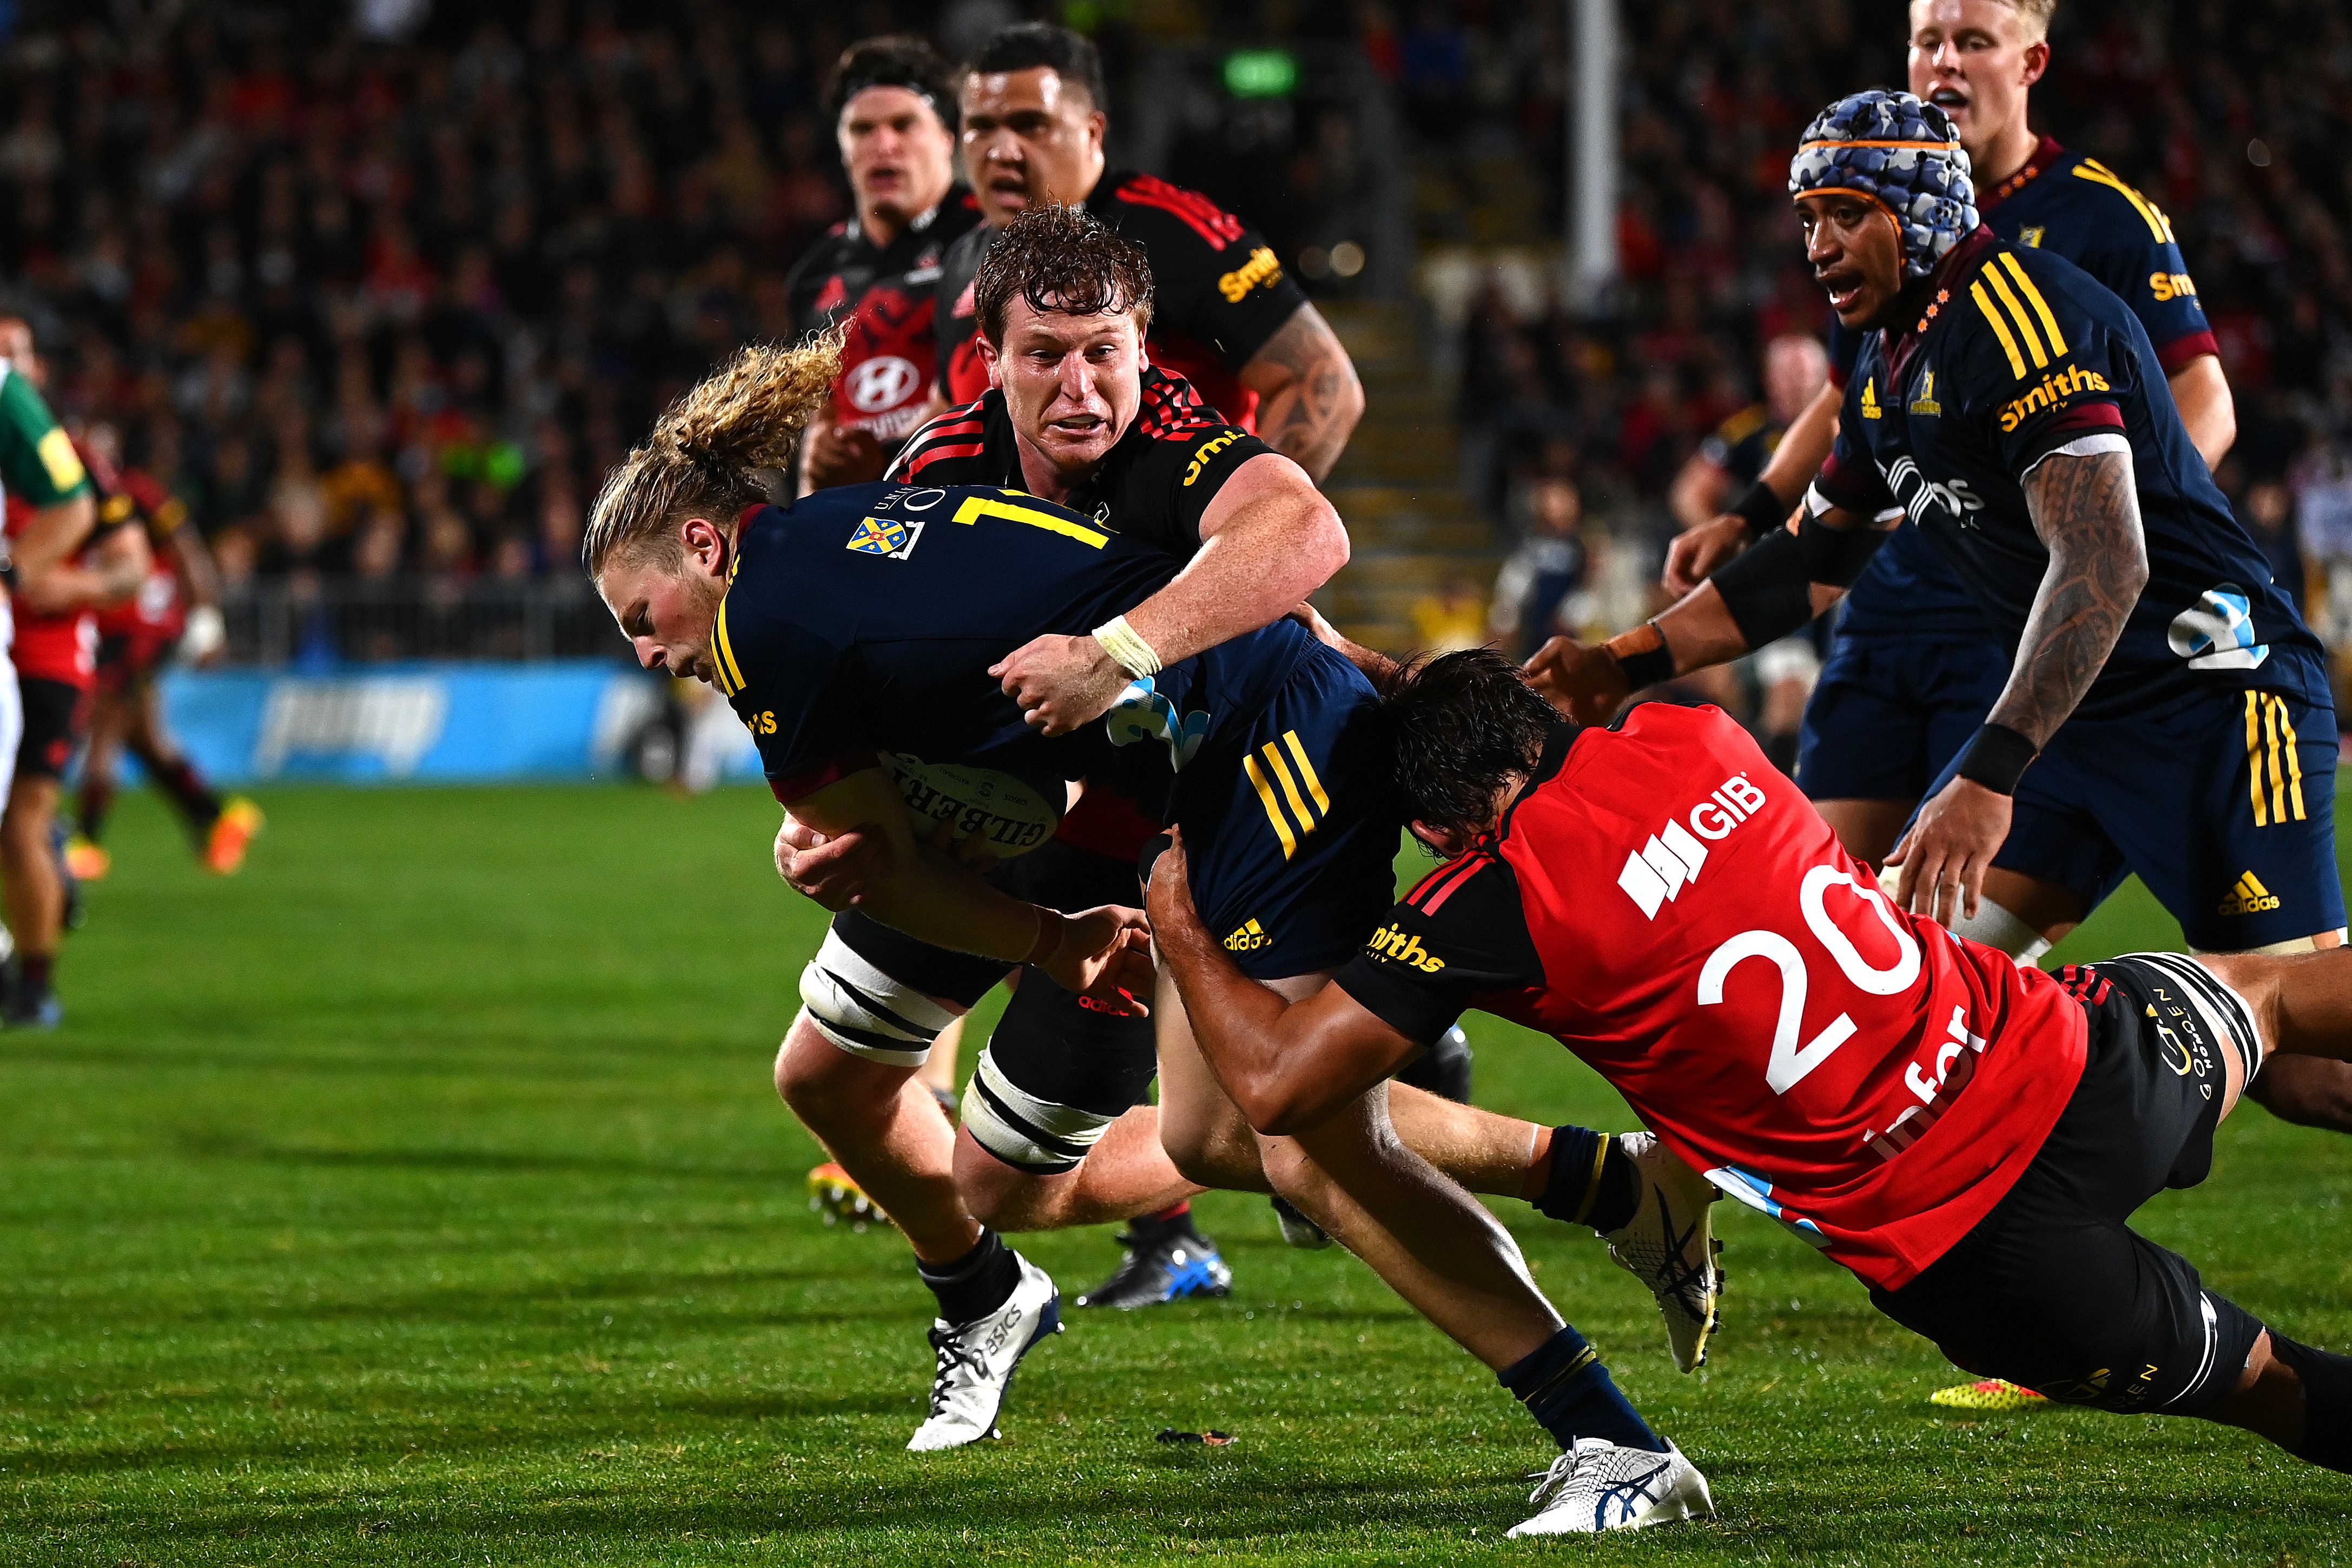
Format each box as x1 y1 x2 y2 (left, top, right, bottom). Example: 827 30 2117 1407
1647 4 2278 951
784 37 983 492
1534 96 2343 1103
582 333 1715 1465
925 24 1363 481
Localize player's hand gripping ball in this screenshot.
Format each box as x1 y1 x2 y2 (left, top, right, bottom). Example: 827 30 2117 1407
990 632 1135 737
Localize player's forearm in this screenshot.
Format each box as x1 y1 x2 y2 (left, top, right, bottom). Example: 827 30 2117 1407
8 495 94 605
1153 895 1343 1133
849 848 1054 966
1668 458 1729 531
1997 449 2149 747
1756 381 1842 504
1123 486 1349 667
1239 305 1364 484
2168 355 2236 471
171 527 224 606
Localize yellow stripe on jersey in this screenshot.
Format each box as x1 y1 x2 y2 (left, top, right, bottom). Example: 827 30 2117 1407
951 492 1109 548
1971 280 2030 380
1263 742 1317 843
2244 691 2308 828
712 598 746 696
1981 263 2051 369
1997 253 2070 359
1281 730 1332 816
2070 158 2173 243
1244 753 1299 859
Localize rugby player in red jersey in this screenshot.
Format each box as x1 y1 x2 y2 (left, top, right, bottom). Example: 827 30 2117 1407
785 37 983 493
0 320 147 1027
65 423 256 883
1152 650 2352 1531
927 24 1362 480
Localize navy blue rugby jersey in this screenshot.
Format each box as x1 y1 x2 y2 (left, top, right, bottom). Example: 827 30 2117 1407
708 480 1318 809
1831 136 2217 644
1813 229 2323 723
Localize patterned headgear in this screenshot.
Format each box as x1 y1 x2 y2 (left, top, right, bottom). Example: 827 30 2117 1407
1789 90 1979 280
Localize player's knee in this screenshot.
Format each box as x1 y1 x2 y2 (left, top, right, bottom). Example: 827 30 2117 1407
958 1043 1111 1183
794 928 955 1069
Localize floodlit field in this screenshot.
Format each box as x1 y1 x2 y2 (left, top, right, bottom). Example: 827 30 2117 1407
3 783 2348 1565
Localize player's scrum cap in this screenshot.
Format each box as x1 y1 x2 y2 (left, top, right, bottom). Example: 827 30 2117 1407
1789 90 1979 280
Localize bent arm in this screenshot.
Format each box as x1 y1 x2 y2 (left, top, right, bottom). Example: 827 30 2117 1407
2168 354 2236 471
1150 842 1418 1133
15 494 140 613
1667 453 1730 531
169 521 224 607
1123 452 1349 665
1757 380 1842 504
1237 303 1365 484
1990 446 2149 746
786 768 1052 963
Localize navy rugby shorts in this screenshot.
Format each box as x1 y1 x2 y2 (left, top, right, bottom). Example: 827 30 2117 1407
1914 687 2344 950
1795 634 2008 802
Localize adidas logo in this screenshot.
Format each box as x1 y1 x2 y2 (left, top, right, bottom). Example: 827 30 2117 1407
2217 871 2281 916
1224 918 1271 952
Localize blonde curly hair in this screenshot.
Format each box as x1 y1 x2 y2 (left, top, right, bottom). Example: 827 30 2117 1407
582 335 843 576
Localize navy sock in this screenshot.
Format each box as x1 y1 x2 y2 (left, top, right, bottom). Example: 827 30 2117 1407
1531 1127 1641 1233
916 1229 1019 1325
2268 1332 2352 1473
1500 1325 1665 1453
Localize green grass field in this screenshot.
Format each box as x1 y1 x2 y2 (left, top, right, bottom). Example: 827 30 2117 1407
3 783 2349 1565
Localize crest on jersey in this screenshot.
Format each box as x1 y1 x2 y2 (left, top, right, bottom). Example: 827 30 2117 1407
2019 226 2046 248
846 515 923 559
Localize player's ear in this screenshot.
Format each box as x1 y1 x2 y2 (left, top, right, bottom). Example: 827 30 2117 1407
680 515 727 576
2019 38 2050 87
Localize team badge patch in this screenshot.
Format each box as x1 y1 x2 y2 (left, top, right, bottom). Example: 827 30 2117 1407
846 516 921 558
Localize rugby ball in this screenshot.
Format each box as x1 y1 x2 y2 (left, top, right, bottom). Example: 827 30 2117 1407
880 752 1063 859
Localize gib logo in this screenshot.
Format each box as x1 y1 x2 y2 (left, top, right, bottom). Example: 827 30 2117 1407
848 356 919 413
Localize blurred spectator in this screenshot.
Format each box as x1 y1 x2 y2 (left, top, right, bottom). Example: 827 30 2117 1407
1487 476 1590 660
1408 573 1489 654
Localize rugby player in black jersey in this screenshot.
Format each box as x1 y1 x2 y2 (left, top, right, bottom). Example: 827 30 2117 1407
926 24 1363 481
784 37 982 492
579 336 1714 1509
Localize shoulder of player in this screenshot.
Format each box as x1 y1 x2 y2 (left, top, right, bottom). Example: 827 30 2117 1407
1095 170 1254 260
886 394 1003 481
1949 243 2113 375
2045 149 2176 240
1713 402 1769 446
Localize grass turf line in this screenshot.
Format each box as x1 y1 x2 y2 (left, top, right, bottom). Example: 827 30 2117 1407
1 783 2347 1565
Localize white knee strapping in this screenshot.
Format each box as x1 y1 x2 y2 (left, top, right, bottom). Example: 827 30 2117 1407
1948 896 2053 966
797 928 960 1064
2131 950 2267 1086
961 1043 1115 1175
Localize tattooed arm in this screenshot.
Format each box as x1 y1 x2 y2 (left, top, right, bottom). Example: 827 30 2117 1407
1237 303 1365 484
1888 446 2148 924
1988 448 2150 744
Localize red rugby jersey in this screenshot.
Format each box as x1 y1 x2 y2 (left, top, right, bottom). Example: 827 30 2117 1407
1333 703 2088 1290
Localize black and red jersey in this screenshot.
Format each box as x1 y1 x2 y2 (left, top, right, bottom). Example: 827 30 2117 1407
784 189 985 449
94 466 191 645
6 432 141 687
1332 703 2091 1292
884 366 1274 560
933 171 1308 428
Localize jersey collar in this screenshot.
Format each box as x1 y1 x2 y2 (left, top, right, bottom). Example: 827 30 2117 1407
1880 224 1999 383
1976 133 2065 215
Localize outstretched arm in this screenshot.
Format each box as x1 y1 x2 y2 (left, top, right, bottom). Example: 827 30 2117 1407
990 451 1349 733
1525 500 1864 724
1888 446 2148 923
1237 303 1365 484
1147 830 1419 1133
1661 379 1842 594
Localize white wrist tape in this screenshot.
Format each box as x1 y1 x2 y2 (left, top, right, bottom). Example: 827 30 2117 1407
1093 614 1163 679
